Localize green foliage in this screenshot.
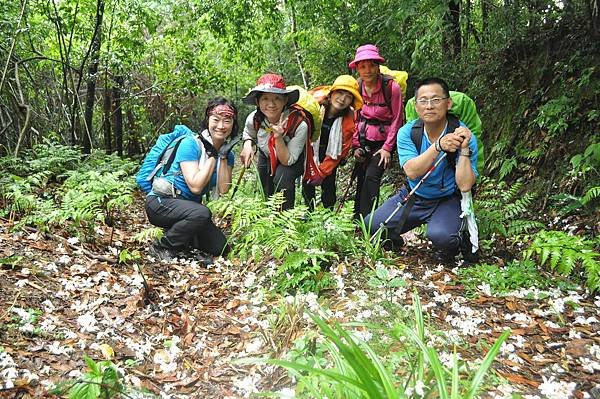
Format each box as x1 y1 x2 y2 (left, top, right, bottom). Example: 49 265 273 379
132 227 163 243
68 355 123 399
262 293 508 399
368 264 406 301
21 141 82 178
118 248 141 264
354 216 387 266
524 230 600 292
497 157 517 181
0 146 136 238
456 259 575 298
534 96 578 137
60 170 136 226
474 178 544 240
570 142 600 179
210 182 355 293
276 250 336 294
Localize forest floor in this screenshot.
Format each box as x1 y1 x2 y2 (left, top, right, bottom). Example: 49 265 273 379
1 195 599 399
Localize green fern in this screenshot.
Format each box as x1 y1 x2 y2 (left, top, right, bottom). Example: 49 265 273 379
498 157 517 180
209 179 355 293
524 230 600 292
276 250 336 293
582 186 600 205
475 178 541 240
132 227 163 243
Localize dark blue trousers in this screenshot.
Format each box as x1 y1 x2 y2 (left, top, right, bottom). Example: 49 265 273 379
365 186 463 256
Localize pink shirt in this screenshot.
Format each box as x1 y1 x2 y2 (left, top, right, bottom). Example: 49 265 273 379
353 76 403 152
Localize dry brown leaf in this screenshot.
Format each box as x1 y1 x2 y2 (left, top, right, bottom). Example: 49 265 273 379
534 343 546 353
498 372 539 388
565 339 593 358
226 299 240 310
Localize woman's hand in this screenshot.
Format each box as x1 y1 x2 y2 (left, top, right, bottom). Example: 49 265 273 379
374 148 391 168
240 140 254 167
271 122 285 139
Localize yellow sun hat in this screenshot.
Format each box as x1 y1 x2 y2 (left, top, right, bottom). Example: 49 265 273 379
329 75 363 110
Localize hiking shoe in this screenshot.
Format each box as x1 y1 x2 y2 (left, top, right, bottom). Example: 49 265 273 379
196 254 214 267
382 236 405 252
461 249 480 264
185 248 215 266
434 249 456 266
148 243 178 262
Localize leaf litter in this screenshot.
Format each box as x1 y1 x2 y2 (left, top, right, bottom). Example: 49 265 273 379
0 201 599 398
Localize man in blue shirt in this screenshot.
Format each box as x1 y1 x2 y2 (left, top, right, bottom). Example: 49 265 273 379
366 77 479 263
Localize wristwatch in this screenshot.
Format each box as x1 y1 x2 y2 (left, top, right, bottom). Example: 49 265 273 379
460 148 471 157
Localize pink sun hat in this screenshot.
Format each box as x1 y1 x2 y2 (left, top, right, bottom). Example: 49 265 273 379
348 44 386 69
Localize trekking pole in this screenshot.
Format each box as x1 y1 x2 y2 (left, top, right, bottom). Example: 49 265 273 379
230 165 246 199
370 152 448 242
336 161 361 213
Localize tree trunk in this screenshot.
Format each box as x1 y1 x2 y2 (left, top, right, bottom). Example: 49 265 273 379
126 107 141 156
482 0 489 37
284 0 309 88
103 79 112 154
82 0 105 154
113 75 124 156
592 0 600 35
445 0 462 58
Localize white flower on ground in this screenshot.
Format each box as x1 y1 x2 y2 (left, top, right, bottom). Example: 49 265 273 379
500 342 515 355
277 387 295 398
574 316 599 325
477 283 492 296
245 338 263 353
504 313 532 326
15 279 28 288
233 374 261 398
544 320 561 329
58 255 71 264
538 376 576 399
580 356 600 373
77 313 98 332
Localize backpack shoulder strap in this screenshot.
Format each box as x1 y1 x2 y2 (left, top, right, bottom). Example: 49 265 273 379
147 135 187 181
381 74 394 113
286 106 313 139
410 119 424 154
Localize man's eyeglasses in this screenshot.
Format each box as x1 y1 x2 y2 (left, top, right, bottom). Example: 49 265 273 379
416 97 448 106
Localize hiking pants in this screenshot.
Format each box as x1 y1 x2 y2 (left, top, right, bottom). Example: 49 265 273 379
354 148 385 219
257 151 305 210
301 167 337 210
365 186 463 256
145 195 228 256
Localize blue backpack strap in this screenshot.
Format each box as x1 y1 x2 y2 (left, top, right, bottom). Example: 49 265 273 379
146 135 187 181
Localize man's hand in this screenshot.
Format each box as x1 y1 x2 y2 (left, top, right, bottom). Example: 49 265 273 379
454 127 472 149
218 136 240 159
199 135 217 158
439 127 472 153
240 140 255 167
374 148 391 168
